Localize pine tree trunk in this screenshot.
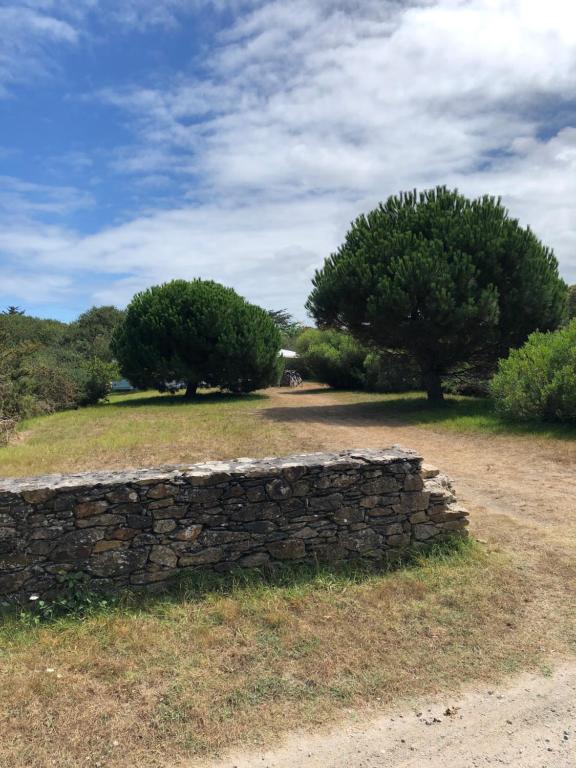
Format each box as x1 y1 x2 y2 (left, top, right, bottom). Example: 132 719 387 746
422 370 444 403
184 381 198 399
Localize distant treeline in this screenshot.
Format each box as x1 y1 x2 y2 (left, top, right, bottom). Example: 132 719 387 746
0 306 123 444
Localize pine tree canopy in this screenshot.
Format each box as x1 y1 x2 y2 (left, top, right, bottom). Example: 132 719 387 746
112 279 281 397
306 186 567 401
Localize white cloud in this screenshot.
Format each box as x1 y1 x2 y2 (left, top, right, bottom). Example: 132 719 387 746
0 5 77 94
0 268 73 304
1 0 576 318
0 0 243 93
0 176 93 220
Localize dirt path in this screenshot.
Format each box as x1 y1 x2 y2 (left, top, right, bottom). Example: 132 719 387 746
200 387 576 768
261 387 576 566
204 664 575 768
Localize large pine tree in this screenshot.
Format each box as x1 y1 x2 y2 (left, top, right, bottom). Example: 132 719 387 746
307 187 567 401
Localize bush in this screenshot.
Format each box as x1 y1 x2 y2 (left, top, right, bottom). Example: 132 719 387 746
0 309 123 439
568 285 576 321
112 279 281 397
294 329 421 392
491 320 576 422
295 329 367 389
364 350 420 392
20 360 81 414
443 363 494 398
78 358 118 406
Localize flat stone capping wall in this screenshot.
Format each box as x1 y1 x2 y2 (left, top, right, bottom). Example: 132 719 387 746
0 448 468 603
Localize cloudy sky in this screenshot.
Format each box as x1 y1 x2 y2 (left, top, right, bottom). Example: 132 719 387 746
0 0 575 321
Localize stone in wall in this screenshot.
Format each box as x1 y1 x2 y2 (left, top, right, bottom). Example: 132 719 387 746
0 447 468 603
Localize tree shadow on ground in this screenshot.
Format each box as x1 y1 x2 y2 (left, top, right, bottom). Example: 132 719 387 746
109 391 268 409
279 386 331 396
262 392 576 440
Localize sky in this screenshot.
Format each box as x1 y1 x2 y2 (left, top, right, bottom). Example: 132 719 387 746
0 0 575 322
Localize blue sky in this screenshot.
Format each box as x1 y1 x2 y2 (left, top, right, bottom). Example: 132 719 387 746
1 0 575 322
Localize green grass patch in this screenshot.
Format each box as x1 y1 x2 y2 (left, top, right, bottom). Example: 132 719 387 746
0 389 308 477
325 390 576 439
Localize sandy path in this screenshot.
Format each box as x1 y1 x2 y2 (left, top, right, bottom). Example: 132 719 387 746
205 664 575 768
261 388 576 558
200 387 576 768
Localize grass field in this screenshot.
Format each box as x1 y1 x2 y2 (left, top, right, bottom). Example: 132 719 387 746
1 386 574 478
320 389 576 440
0 390 318 478
3 539 572 768
1 385 575 766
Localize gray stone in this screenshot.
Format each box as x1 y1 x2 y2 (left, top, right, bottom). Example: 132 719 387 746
173 525 202 542
245 486 266 502
179 548 223 566
339 528 382 552
361 477 400 494
243 520 277 534
131 569 177 585
413 523 438 541
149 545 177 568
333 507 364 524
76 513 124 529
266 478 293 501
106 488 139 504
30 526 65 539
153 519 177 534
200 529 249 546
282 466 307 482
127 514 152 529
238 551 270 567
75 500 109 518
88 549 148 577
308 493 343 512
292 526 318 539
403 474 424 491
152 504 187 519
267 539 306 560
401 492 430 512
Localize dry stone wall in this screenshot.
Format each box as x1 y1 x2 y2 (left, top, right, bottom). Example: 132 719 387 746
0 448 468 603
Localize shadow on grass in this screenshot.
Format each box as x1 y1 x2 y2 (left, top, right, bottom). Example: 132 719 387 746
109 391 268 409
7 538 474 629
278 386 331 396
263 391 576 440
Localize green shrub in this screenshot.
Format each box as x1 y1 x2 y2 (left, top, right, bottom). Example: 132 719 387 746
364 350 420 392
20 360 81 414
0 309 122 436
78 358 118 405
295 329 367 389
568 285 576 321
491 320 576 422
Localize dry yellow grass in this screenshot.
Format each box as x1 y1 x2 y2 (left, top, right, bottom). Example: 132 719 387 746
2 541 572 768
1 385 575 767
0 390 319 478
